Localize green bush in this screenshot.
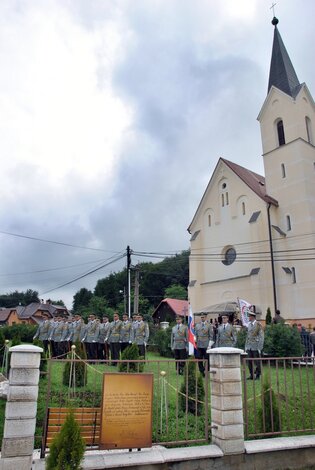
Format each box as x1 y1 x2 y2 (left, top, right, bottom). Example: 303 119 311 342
155 328 173 357
235 328 247 350
63 342 87 388
119 343 144 373
180 360 204 416
2 324 36 343
46 410 85 470
258 376 280 434
266 307 272 325
263 324 303 357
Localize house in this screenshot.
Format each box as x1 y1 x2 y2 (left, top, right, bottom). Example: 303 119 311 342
0 301 69 326
188 17 315 326
152 298 189 324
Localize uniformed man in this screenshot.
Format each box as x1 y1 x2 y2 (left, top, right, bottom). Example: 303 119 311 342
195 314 213 376
245 311 264 380
98 316 110 360
120 313 132 354
50 317 66 358
72 315 86 343
171 316 188 375
133 314 149 358
106 312 122 365
82 314 100 361
48 317 57 357
33 318 50 353
216 314 237 347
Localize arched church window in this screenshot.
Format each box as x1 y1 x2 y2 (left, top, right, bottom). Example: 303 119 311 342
281 163 286 178
208 214 211 227
286 215 291 231
242 202 246 215
306 116 313 144
221 194 224 207
277 119 285 146
225 193 229 205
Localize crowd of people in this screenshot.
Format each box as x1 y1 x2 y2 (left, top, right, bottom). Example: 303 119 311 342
33 312 149 364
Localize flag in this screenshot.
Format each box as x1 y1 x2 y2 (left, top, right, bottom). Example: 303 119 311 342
238 298 252 327
188 305 196 355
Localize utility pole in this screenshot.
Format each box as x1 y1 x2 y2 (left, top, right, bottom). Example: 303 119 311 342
133 266 140 316
126 246 131 318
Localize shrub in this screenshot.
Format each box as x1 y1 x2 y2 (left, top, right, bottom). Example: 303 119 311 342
180 360 204 416
155 328 173 357
263 324 303 357
258 376 280 434
119 343 144 373
2 324 36 343
265 307 272 325
63 342 87 388
46 410 85 470
235 327 247 350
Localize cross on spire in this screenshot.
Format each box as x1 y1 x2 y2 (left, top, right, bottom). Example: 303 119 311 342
270 2 277 17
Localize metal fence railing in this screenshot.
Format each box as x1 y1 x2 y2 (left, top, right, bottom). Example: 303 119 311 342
242 356 315 439
38 357 211 456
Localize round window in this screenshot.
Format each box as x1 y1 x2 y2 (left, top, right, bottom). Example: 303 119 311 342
222 247 236 265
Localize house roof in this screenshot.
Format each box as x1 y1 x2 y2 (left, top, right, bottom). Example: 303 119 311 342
268 18 301 98
188 158 278 232
153 298 189 318
0 308 13 322
16 302 67 319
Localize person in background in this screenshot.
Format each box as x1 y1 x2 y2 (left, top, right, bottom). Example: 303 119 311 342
98 316 110 360
272 309 285 325
194 314 213 377
133 314 149 358
171 315 188 375
310 327 315 357
216 314 236 347
106 312 122 365
33 318 50 353
245 311 264 380
120 313 132 354
82 314 100 361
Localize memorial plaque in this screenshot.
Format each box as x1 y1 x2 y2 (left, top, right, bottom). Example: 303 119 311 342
99 373 153 450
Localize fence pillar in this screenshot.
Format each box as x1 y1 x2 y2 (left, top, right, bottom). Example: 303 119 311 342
0 344 43 470
209 347 245 455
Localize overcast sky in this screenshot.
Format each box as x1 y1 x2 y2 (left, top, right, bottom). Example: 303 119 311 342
0 0 314 308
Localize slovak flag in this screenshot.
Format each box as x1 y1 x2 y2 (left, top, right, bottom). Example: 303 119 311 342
188 304 196 355
237 298 252 327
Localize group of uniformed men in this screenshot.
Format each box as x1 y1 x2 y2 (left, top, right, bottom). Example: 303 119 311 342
33 312 150 363
171 311 264 378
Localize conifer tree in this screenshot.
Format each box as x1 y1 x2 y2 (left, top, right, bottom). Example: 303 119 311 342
119 343 144 373
266 307 272 325
63 342 87 388
46 411 85 470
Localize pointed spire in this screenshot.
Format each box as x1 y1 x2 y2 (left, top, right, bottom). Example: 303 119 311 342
268 17 301 97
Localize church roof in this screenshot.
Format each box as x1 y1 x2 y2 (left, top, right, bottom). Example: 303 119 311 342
268 17 301 98
221 158 278 206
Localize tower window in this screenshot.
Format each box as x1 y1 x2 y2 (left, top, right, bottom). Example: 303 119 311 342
286 215 291 231
277 120 285 146
281 163 286 178
292 267 296 284
225 192 229 205
242 202 246 215
208 214 211 227
221 194 224 207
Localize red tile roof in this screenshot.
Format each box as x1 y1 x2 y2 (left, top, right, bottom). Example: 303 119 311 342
0 308 13 322
156 298 189 317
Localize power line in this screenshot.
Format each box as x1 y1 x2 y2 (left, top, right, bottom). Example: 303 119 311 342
39 253 126 296
0 230 121 254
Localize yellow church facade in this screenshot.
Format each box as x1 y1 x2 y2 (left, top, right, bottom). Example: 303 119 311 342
188 18 315 325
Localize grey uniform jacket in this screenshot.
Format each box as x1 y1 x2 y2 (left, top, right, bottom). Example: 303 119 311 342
171 324 188 350
245 321 264 351
216 323 236 347
34 320 50 341
83 321 100 343
72 320 86 343
120 321 132 343
106 320 122 344
98 322 110 343
51 322 66 342
195 321 213 348
133 321 149 345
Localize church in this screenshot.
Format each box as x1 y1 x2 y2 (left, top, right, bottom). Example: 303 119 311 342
188 17 315 325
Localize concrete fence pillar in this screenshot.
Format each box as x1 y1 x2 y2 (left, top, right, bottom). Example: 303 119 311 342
0 344 43 470
209 347 245 455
